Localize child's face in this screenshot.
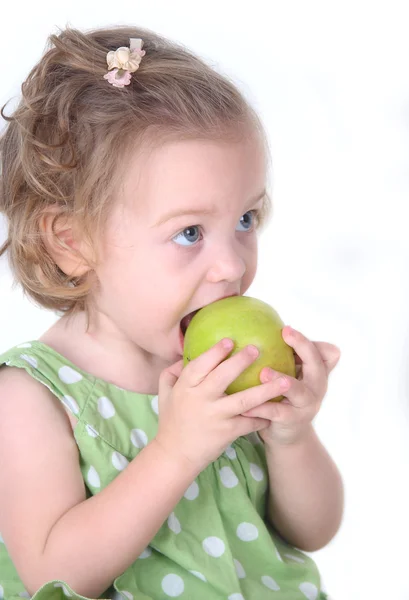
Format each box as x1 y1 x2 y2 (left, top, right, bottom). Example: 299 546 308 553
93 134 266 365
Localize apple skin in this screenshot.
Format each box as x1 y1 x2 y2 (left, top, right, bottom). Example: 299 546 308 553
183 296 295 401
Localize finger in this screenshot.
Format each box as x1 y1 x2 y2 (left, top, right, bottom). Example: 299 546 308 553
203 344 261 396
158 360 185 416
232 415 271 438
313 342 341 374
282 327 327 397
279 375 319 413
181 338 235 387
222 375 290 416
259 372 317 411
158 360 184 397
167 359 185 380
291 342 340 381
243 400 297 424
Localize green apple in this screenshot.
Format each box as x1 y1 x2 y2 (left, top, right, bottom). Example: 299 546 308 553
183 296 295 401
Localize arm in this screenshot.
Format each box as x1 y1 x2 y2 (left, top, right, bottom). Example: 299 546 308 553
264 425 343 551
242 326 344 551
0 368 199 598
0 340 273 598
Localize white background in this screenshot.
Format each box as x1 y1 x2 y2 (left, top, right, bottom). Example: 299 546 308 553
1 1 409 599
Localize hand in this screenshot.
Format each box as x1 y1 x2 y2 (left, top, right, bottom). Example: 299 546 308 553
155 339 288 473
242 326 341 446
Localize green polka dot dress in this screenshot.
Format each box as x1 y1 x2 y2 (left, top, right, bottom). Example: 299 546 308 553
0 341 327 600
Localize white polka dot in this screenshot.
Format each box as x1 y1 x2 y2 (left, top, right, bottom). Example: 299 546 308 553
299 582 318 600
189 570 207 582
53 583 71 597
161 574 184 597
284 553 305 563
249 463 264 482
167 512 181 534
119 592 133 600
20 354 37 369
225 445 237 459
19 593 30 599
58 365 83 384
276 548 283 562
62 395 79 415
130 428 148 448
0 532 3 543
234 558 246 579
138 547 152 559
0 584 3 599
219 466 239 488
87 465 101 488
228 594 245 600
98 396 116 419
112 451 129 471
236 522 259 542
5 360 11 366
202 536 225 557
86 424 99 438
184 480 199 500
261 575 280 591
151 395 159 415
17 343 32 348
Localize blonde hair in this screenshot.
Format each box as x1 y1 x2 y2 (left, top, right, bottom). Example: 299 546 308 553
0 26 271 314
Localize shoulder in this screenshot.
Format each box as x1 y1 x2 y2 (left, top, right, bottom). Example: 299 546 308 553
0 366 86 579
0 365 82 498
0 364 77 430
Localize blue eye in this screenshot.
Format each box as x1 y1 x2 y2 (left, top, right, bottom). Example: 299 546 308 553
172 211 258 247
236 210 256 232
172 226 201 246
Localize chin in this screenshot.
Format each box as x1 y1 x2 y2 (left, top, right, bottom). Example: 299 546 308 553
167 349 184 367
161 328 184 364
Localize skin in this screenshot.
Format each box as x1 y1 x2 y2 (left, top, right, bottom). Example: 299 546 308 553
0 134 343 595
39 136 264 394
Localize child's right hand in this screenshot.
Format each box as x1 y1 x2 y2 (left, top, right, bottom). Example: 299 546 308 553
155 339 285 472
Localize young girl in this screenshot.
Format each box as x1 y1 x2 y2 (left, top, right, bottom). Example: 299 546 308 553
0 26 343 600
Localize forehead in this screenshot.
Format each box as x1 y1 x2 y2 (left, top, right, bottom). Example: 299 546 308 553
121 136 267 219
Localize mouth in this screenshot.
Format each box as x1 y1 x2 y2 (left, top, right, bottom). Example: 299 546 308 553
180 310 200 337
179 293 239 338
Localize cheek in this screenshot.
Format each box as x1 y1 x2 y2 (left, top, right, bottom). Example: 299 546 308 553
241 238 258 292
241 265 256 294
94 246 146 300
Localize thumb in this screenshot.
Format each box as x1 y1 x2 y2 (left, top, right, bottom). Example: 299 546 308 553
314 342 341 374
158 359 184 397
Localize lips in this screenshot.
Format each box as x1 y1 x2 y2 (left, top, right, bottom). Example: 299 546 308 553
180 310 200 336
179 293 239 338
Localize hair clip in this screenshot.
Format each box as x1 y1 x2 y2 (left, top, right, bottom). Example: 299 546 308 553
103 38 145 88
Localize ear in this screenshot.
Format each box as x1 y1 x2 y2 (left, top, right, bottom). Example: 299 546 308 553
39 209 92 278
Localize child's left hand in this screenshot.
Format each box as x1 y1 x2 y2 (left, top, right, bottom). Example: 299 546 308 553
242 326 341 445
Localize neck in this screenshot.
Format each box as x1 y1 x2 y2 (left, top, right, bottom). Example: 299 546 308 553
40 310 168 395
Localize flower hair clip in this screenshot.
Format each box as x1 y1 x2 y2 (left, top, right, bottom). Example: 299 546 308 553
103 38 145 88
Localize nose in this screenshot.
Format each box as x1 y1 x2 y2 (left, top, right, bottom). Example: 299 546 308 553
206 242 247 284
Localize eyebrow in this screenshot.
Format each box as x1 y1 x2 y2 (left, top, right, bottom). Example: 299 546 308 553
153 190 266 227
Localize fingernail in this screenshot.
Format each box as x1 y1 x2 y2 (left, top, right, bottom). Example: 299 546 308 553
222 338 234 349
247 345 259 358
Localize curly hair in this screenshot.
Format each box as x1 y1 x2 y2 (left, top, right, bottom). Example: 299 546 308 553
0 26 270 314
